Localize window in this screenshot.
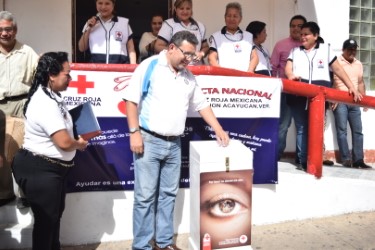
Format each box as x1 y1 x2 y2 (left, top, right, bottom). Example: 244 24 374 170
350 0 375 89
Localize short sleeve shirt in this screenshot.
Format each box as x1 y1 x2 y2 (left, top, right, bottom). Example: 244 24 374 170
123 51 209 136
157 17 206 52
333 55 362 91
287 43 336 87
0 41 38 99
23 86 76 161
209 27 254 72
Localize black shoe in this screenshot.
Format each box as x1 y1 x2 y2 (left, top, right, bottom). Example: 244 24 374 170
154 244 181 250
16 198 30 209
342 160 352 168
323 160 334 166
0 195 16 207
296 163 307 171
352 160 372 169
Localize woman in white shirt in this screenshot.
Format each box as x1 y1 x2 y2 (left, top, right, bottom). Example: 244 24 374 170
12 52 88 250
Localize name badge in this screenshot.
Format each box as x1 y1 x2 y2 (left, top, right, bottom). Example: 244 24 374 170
115 31 123 42
234 43 242 53
317 59 324 69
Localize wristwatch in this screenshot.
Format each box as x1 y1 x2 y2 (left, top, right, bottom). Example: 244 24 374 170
129 127 140 134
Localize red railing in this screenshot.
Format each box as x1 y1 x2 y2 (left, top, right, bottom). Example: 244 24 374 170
70 63 375 178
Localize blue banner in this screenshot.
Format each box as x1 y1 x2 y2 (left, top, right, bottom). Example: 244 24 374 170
64 73 281 192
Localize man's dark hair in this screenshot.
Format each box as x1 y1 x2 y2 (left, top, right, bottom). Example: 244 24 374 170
289 14 307 27
170 31 198 47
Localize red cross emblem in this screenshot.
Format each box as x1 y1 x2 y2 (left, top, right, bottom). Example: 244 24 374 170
69 75 94 94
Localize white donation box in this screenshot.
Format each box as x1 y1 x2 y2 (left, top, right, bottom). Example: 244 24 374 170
189 140 253 250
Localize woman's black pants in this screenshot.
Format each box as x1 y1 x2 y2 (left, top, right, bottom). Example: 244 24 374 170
12 149 70 250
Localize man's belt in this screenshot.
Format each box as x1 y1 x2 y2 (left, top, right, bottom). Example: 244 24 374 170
1 94 28 102
140 127 179 141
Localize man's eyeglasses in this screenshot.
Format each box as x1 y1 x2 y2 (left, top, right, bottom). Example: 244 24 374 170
0 27 14 33
176 46 196 60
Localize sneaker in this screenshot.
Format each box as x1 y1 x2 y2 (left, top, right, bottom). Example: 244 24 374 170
154 244 181 250
352 160 372 169
323 160 334 166
342 160 352 168
16 198 30 209
0 195 16 207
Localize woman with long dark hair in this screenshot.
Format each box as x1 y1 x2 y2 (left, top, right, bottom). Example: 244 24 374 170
12 52 88 250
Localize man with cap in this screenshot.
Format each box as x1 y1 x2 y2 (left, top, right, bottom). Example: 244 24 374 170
332 39 372 169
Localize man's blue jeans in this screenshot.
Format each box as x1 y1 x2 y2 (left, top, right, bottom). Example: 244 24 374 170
132 130 181 250
333 103 363 162
289 103 308 166
278 93 292 159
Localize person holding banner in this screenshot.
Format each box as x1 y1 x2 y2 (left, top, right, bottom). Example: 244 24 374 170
285 22 362 171
208 2 258 72
124 31 229 250
12 52 88 250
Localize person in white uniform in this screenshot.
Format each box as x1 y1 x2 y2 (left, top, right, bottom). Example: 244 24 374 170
246 20 272 76
154 0 208 65
78 0 136 64
208 2 258 72
285 21 361 171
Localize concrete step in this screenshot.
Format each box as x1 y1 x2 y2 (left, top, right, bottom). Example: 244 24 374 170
1 161 375 249
0 200 33 225
0 223 33 249
0 199 33 249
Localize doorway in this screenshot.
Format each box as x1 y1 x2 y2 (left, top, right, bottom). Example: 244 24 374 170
72 0 173 62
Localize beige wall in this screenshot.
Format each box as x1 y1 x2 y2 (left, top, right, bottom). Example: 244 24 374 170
1 0 359 152
2 0 349 57
4 0 71 56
